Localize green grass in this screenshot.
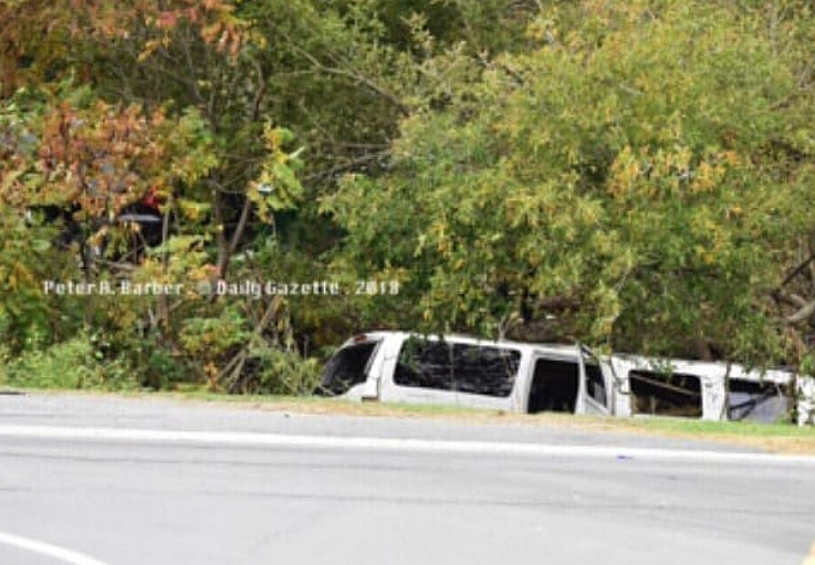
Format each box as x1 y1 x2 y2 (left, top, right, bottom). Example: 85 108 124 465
609 414 815 439
126 386 495 417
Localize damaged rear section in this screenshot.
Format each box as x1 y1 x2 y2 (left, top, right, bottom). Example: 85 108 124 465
629 370 703 419
727 380 790 423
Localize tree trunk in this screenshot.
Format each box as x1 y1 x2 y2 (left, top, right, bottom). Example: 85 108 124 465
213 189 253 280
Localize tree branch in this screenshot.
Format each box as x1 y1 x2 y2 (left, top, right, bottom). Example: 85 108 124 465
787 299 815 325
780 251 815 288
228 196 252 256
282 32 410 115
250 59 266 122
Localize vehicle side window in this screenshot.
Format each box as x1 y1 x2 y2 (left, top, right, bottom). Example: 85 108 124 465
528 359 579 413
395 339 520 397
452 344 520 398
630 370 702 418
585 363 607 407
395 338 453 391
728 379 790 423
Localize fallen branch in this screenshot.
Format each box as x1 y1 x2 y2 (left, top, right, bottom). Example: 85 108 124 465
780 251 815 288
219 296 285 392
787 299 815 325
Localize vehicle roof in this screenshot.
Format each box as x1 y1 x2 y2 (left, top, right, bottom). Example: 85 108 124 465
345 330 578 356
345 330 796 382
611 353 793 382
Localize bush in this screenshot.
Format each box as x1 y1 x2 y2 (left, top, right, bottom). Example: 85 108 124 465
137 343 194 390
256 346 321 396
5 334 138 390
6 337 98 389
179 307 251 358
0 344 9 386
221 341 321 396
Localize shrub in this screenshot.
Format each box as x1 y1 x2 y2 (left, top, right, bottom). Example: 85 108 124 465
137 343 194 390
6 337 99 389
5 334 138 390
0 345 9 386
255 345 321 396
222 341 321 396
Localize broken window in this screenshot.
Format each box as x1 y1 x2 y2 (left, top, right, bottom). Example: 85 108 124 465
395 338 453 391
585 363 607 407
528 359 580 413
728 379 790 423
320 341 379 395
630 370 702 418
395 339 520 397
451 344 520 397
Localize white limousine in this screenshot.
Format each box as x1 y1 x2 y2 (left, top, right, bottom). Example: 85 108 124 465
320 331 815 425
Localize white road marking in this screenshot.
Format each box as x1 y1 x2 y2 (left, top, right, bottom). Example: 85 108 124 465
0 424 814 466
0 531 111 565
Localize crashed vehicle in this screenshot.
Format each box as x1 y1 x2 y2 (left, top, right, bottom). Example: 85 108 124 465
320 331 815 426
25 187 166 265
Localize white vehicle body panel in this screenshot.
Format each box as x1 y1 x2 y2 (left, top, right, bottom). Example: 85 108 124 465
324 331 814 425
607 355 795 421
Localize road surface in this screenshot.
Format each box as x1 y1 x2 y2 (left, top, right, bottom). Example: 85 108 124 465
0 393 813 565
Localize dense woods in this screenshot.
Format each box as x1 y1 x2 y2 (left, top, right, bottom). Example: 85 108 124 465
1 0 814 393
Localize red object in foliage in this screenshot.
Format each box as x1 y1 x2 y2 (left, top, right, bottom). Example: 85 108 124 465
141 186 162 211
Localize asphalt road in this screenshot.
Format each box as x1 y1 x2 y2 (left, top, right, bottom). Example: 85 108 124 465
0 393 814 565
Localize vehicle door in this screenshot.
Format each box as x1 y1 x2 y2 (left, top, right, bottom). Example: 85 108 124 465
575 343 612 416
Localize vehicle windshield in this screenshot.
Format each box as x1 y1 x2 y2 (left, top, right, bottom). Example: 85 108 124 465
319 340 379 395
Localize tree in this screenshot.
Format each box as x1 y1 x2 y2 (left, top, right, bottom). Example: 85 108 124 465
0 0 462 388
327 0 815 366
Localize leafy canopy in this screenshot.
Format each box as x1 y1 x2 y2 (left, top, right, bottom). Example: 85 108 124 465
328 0 815 363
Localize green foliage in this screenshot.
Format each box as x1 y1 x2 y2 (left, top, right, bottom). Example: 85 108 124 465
0 211 80 353
329 0 815 363
1 0 814 394
251 344 321 396
4 333 135 390
136 342 194 390
180 307 251 360
248 125 305 222
802 354 815 378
